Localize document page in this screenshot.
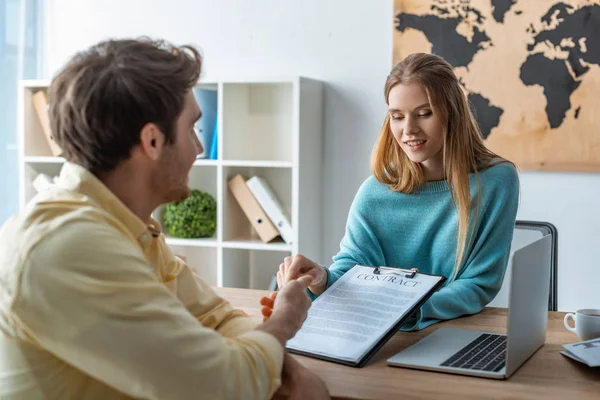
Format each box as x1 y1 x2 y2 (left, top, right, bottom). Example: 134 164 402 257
562 338 600 367
286 265 444 363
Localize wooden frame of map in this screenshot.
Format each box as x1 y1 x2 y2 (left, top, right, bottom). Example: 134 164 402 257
393 0 600 172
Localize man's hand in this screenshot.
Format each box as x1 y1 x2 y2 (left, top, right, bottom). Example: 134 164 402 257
272 354 330 400
257 275 312 346
277 254 328 296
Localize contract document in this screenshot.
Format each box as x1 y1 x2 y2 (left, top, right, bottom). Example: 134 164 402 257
286 265 446 367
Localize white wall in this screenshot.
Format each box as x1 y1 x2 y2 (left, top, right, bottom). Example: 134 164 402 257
44 0 600 312
517 171 600 311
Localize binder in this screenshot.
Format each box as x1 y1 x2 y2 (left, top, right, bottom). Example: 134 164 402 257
192 88 217 159
246 176 293 244
32 91 62 156
209 114 218 160
286 265 446 368
227 174 279 243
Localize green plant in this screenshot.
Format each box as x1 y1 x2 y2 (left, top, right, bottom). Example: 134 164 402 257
163 189 217 238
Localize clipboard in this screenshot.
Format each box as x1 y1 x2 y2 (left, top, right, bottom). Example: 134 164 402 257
286 265 446 368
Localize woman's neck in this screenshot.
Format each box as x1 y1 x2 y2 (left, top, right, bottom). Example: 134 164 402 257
421 156 445 181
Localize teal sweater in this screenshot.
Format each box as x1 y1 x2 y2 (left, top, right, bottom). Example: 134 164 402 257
320 162 519 331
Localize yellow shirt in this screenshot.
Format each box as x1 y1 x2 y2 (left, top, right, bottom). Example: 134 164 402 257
0 162 283 400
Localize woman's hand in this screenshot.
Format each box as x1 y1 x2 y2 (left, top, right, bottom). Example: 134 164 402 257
260 292 277 322
277 254 328 296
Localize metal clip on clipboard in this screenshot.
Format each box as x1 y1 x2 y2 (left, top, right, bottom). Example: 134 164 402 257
373 266 419 279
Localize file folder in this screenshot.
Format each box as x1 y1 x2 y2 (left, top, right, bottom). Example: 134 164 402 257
32 91 62 157
246 176 293 244
228 174 279 243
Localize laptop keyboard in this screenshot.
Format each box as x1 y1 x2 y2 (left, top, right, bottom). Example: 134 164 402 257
440 333 507 372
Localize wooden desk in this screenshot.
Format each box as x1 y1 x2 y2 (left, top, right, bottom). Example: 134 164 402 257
215 287 600 400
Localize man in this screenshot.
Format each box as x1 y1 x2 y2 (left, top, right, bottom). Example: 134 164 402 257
0 38 329 399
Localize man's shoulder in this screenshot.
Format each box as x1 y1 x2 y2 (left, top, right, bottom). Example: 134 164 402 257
3 208 146 303
0 191 130 319
0 190 135 279
12 189 121 248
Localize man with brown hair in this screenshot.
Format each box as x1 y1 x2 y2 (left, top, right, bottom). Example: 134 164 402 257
0 38 329 400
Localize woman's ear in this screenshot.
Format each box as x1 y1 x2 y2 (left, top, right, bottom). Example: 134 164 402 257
139 123 165 161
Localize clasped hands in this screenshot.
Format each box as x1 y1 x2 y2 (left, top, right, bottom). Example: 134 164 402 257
260 254 327 321
259 254 331 399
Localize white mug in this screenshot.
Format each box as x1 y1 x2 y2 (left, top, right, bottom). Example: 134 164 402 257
564 309 600 341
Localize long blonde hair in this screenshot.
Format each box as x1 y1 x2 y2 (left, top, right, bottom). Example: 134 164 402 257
371 53 511 280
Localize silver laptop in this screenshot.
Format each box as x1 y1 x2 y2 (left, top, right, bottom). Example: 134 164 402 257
387 234 551 379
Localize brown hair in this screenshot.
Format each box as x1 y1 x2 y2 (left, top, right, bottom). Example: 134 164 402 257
48 37 202 175
371 53 512 280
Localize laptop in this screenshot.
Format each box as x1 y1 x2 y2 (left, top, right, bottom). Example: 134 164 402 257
387 234 551 379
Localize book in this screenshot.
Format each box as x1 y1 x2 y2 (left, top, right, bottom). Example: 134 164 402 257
31 91 62 156
561 338 600 367
209 114 218 160
246 176 293 244
286 265 446 367
227 174 279 243
192 88 217 159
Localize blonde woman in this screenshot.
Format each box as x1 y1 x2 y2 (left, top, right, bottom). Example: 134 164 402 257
274 53 519 331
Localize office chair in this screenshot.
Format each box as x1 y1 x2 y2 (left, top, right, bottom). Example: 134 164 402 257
487 220 558 311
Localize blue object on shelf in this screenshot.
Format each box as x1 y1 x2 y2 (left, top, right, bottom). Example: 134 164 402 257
209 114 218 160
193 88 217 158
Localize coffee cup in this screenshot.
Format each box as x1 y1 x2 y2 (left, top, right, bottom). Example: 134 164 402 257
564 309 600 341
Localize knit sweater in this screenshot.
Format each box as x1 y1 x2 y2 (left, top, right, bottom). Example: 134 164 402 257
320 162 519 331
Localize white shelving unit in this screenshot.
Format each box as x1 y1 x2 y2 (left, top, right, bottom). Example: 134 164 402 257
18 78 324 290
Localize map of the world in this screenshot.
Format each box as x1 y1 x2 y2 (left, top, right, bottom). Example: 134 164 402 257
393 0 600 171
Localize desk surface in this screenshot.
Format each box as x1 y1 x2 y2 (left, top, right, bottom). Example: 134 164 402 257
215 287 600 400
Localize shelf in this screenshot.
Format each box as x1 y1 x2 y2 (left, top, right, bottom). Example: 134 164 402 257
193 159 219 166
19 77 324 290
221 160 292 168
222 166 292 243
165 237 218 247
22 157 292 169
164 237 290 251
222 238 292 252
22 162 64 206
154 165 218 239
222 82 294 162
222 248 289 289
24 156 65 164
23 157 220 167
21 79 51 88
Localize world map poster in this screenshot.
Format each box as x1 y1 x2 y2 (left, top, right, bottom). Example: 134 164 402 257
393 0 600 172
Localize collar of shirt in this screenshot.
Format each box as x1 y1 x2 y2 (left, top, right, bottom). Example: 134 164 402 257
55 162 160 248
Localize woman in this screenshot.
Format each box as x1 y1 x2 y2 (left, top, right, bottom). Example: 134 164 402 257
271 53 519 331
